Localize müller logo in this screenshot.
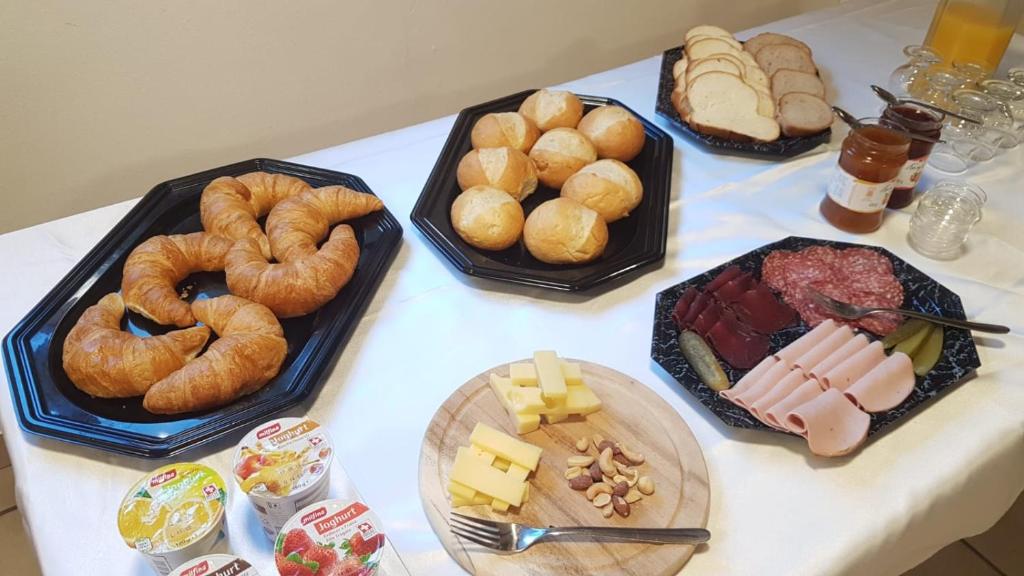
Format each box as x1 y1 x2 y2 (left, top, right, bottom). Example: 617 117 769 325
150 469 177 487
256 422 282 440
301 506 329 525
314 502 369 535
180 561 209 576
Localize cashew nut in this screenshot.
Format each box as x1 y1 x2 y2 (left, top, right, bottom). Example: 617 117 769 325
625 487 643 504
618 443 646 465
575 437 590 453
638 475 655 495
567 455 595 468
586 482 614 501
592 493 612 507
602 502 615 518
614 461 634 476
564 466 583 480
598 447 617 477
591 434 605 453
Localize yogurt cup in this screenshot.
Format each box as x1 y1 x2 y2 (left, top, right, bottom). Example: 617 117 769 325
118 463 228 575
276 499 385 576
232 417 334 539
170 554 261 576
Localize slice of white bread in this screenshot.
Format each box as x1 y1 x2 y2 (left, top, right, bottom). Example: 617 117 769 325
686 57 743 86
688 34 743 51
671 85 690 122
672 56 689 81
684 25 733 43
755 44 816 77
744 32 812 57
776 92 832 137
686 37 742 60
685 71 780 142
771 68 826 103
751 84 776 118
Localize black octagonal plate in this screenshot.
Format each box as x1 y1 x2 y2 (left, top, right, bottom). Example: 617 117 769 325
651 236 980 436
411 89 673 292
3 159 402 458
655 46 832 159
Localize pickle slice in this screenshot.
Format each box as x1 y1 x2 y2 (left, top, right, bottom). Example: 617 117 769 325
678 330 731 392
882 319 931 350
911 325 944 376
894 322 935 357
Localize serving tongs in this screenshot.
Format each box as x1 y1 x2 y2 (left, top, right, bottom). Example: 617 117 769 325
870 85 981 125
831 106 945 144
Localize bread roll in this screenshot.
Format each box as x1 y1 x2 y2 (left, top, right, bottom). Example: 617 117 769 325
456 147 538 201
450 186 525 251
528 128 597 189
523 198 608 264
576 106 646 162
470 112 540 153
518 89 584 131
561 159 643 223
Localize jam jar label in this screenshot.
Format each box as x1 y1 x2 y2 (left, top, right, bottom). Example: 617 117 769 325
893 157 927 190
827 169 896 213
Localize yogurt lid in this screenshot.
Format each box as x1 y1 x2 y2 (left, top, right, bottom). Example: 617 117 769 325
276 499 385 576
117 463 227 554
233 417 334 499
170 554 261 576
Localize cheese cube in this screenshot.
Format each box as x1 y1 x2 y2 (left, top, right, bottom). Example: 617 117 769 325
491 373 544 414
512 412 541 434
469 423 542 471
448 479 476 500
450 447 525 507
534 351 567 400
509 363 537 386
561 361 583 386
488 375 542 434
537 385 602 417
543 412 568 424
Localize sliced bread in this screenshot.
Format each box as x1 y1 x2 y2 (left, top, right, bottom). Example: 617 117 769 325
770 68 826 102
673 56 689 81
686 37 743 60
686 57 743 86
776 92 832 137
743 32 812 57
688 34 743 51
751 84 776 118
755 44 816 77
685 71 781 142
671 84 689 122
684 25 734 43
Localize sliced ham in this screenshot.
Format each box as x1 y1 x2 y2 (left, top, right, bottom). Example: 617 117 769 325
820 341 886 391
764 379 824 430
750 369 807 424
844 352 916 412
731 283 799 333
808 333 870 382
792 325 854 376
785 388 870 457
730 360 790 408
774 319 839 366
721 355 778 401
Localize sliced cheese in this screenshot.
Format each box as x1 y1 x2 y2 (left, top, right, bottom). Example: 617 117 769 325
469 422 543 471
509 363 537 386
491 374 545 414
534 350 567 400
450 446 525 507
543 412 568 424
511 412 541 434
561 361 583 386
537 385 603 417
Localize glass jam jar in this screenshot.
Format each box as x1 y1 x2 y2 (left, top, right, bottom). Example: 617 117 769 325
880 103 944 208
821 122 910 233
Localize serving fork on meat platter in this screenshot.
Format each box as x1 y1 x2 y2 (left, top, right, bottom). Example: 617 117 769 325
809 289 1009 334
449 512 711 552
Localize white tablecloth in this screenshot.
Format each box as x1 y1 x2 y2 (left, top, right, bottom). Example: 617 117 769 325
2 0 1022 574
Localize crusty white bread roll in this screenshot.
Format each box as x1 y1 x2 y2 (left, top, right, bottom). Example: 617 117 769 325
456 147 538 201
685 71 781 141
771 68 826 102
528 128 597 189
743 32 812 57
561 159 643 223
576 105 646 162
450 186 525 251
776 92 832 137
470 112 540 153
518 89 584 132
755 44 816 77
684 25 733 43
523 197 608 264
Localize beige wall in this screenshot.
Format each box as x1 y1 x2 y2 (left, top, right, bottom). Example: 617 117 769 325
0 0 835 233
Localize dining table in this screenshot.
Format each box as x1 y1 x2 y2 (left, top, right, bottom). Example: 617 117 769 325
2 0 1022 574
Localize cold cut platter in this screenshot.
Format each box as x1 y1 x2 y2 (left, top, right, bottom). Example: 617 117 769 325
650 236 981 457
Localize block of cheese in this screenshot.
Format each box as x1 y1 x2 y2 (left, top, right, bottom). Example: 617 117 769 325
509 363 537 386
490 375 545 414
534 351 568 400
469 422 542 471
561 361 583 386
489 375 543 433
450 446 527 507
534 385 603 417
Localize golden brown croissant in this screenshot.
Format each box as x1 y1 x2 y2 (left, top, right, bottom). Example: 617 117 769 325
121 232 234 327
143 295 287 414
266 186 383 262
62 293 211 398
200 173 311 258
236 171 312 214
225 225 360 317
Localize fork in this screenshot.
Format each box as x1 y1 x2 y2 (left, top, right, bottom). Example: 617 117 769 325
808 289 1009 334
449 512 711 552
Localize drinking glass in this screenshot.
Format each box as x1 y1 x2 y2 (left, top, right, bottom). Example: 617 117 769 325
912 64 969 109
908 181 987 260
979 78 1024 122
889 45 943 96
952 60 992 87
953 89 1016 149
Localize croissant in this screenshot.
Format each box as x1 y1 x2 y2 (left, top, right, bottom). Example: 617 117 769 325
200 173 311 258
121 232 234 327
225 225 360 317
143 295 287 414
266 185 383 262
62 293 211 398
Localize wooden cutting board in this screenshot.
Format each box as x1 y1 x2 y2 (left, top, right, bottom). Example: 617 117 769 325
419 359 710 576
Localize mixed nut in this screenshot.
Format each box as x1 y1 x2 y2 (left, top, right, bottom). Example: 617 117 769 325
567 434 655 519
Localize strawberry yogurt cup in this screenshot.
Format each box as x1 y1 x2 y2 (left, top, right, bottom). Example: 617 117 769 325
275 499 385 576
117 463 228 575
170 554 261 576
233 417 334 539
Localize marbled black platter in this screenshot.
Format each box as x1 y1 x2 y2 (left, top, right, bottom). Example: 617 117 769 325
655 46 832 159
650 236 981 436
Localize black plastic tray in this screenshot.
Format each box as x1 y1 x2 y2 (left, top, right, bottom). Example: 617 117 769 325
655 47 832 159
3 159 402 458
411 89 673 292
651 236 980 436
